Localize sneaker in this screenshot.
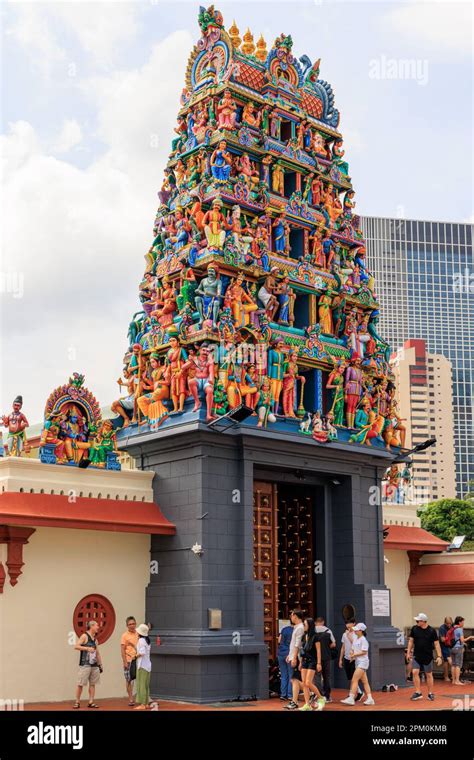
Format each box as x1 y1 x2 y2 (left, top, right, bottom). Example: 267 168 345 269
315 697 326 711
279 696 287 701
298 703 312 711
284 701 298 710
355 691 363 702
363 696 375 705
341 695 355 705
428 693 435 701
410 692 423 701
309 693 316 705
325 697 333 703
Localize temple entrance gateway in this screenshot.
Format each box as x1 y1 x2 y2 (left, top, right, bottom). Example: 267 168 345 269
253 480 321 659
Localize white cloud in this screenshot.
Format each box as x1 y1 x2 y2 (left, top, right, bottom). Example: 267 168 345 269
6 0 142 74
6 3 66 77
1 28 192 421
81 29 192 184
53 119 83 153
383 1 472 58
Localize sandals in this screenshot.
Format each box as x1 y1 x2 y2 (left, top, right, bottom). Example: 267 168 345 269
88 702 100 708
73 702 80 709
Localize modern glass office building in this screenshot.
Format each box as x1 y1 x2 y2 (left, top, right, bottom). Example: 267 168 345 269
361 216 473 497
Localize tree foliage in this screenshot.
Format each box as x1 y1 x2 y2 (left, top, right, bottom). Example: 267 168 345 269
418 499 474 542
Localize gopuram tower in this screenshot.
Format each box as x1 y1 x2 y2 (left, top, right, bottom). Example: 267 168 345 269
116 6 405 702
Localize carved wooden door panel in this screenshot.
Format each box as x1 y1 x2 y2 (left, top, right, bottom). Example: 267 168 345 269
253 481 278 658
278 488 315 621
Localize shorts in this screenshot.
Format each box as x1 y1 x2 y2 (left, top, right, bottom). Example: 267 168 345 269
291 666 302 681
301 656 316 671
412 659 433 673
451 648 464 668
441 646 451 662
77 665 100 687
124 663 135 683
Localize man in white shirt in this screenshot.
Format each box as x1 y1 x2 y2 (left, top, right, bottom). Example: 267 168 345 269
283 610 304 710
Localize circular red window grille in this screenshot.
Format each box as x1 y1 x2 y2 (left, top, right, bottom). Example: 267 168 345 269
73 594 116 644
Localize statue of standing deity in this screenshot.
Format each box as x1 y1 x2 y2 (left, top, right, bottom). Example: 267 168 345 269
217 89 237 130
344 355 363 428
165 330 189 413
2 396 29 456
267 338 286 413
271 162 284 195
326 362 345 426
282 351 305 417
186 343 216 421
202 197 227 250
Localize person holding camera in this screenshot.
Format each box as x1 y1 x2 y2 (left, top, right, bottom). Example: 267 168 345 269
73 620 103 708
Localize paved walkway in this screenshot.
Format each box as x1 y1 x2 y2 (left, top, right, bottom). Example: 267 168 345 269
25 680 473 712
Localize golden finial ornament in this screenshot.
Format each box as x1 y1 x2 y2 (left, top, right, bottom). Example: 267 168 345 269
241 28 256 56
255 34 267 62
229 19 241 49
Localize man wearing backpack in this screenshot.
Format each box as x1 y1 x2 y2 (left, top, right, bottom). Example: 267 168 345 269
407 613 442 701
439 616 453 682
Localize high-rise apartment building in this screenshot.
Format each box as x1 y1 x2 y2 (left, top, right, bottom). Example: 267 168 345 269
391 339 456 502
361 216 473 497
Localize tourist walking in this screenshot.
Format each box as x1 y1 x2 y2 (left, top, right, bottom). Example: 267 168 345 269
340 623 375 706
73 620 103 708
407 613 442 701
450 616 474 686
277 620 294 700
283 610 304 710
314 616 336 701
298 618 325 712
121 616 139 706
339 617 363 701
134 624 152 710
438 616 453 682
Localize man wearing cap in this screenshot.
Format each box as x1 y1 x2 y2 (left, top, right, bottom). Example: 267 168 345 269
407 613 442 701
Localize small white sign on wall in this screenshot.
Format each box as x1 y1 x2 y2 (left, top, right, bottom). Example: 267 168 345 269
372 589 390 617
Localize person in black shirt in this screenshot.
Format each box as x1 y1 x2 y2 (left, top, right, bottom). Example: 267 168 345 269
407 613 442 701
314 616 336 701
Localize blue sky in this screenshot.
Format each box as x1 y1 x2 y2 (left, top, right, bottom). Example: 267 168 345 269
1 0 473 421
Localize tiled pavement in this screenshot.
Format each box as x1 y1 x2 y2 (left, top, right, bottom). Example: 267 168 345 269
25 680 474 712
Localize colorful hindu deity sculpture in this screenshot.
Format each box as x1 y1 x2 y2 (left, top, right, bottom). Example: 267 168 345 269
344 355 363 428
282 351 305 418
227 271 258 327
195 263 223 329
117 7 397 450
136 353 170 429
165 329 189 413
256 377 276 428
1 396 29 456
40 375 120 469
186 343 216 421
217 89 237 130
89 420 118 468
210 140 232 183
326 362 345 426
271 161 284 195
267 338 287 413
202 197 227 250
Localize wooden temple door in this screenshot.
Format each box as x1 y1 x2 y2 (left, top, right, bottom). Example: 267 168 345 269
278 486 315 621
253 481 278 658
